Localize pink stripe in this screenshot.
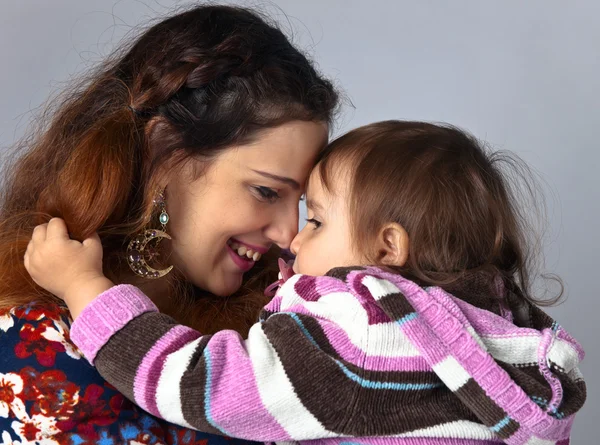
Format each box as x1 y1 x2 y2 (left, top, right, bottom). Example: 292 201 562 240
133 326 200 416
451 296 539 337
303 437 503 445
318 319 431 372
71 284 158 363
206 330 288 439
263 294 283 312
316 274 351 295
400 280 571 442
398 317 451 366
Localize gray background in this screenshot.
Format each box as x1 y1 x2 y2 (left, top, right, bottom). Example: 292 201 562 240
1 0 597 441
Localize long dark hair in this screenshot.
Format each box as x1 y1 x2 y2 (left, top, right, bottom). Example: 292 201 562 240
0 5 339 334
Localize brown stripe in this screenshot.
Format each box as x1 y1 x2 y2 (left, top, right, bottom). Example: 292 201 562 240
499 360 586 420
496 418 520 440
455 378 509 430
561 379 587 418
498 361 552 402
528 305 555 330
344 389 481 436
325 266 367 281
96 312 179 403
548 365 587 418
376 291 416 321
263 313 478 435
294 313 342 359
179 336 223 434
258 308 277 321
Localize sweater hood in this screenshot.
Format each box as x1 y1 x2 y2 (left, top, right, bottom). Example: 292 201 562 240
357 266 587 444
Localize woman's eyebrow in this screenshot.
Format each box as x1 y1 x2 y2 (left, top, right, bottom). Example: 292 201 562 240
252 169 300 190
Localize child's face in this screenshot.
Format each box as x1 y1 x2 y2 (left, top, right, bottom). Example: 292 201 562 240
290 165 365 276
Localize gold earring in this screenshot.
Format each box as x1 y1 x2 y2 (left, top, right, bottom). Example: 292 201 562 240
126 189 173 279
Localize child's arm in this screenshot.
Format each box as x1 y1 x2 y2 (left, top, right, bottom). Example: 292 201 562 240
72 285 312 441
70 280 348 441
23 218 354 441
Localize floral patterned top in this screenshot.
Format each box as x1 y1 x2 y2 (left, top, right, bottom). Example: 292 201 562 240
0 303 257 445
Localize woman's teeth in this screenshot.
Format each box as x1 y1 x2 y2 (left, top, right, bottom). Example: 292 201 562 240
227 241 262 262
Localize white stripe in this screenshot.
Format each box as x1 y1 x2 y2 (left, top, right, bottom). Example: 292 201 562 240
482 335 580 371
155 338 201 428
246 322 340 440
548 338 581 372
278 277 420 358
302 292 420 358
482 335 538 364
278 274 419 358
524 437 556 445
277 274 304 309
467 326 488 351
396 420 497 440
432 356 471 391
568 366 584 382
361 275 401 301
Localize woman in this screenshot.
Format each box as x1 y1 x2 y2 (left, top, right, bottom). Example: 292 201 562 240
0 4 338 444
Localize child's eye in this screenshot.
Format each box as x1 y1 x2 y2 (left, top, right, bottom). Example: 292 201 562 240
253 186 280 203
305 218 322 229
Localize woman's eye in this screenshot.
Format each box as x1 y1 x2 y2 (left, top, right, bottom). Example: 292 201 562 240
253 186 280 203
305 218 322 229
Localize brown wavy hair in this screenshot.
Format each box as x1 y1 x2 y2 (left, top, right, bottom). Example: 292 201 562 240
0 5 338 335
315 121 560 307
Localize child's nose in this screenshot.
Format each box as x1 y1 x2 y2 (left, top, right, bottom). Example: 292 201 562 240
289 231 302 256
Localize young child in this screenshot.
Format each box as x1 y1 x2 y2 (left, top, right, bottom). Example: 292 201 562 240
24 121 586 444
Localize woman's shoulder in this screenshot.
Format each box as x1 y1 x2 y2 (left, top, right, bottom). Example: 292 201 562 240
0 302 256 445
0 302 94 442
0 302 79 366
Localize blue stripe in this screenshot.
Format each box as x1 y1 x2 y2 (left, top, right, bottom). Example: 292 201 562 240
490 415 511 433
396 312 418 326
283 311 439 391
203 348 231 436
335 359 442 391
283 312 319 347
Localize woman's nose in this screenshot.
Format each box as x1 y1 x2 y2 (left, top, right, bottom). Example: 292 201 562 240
263 206 299 249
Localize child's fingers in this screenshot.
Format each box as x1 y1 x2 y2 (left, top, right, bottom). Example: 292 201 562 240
25 240 33 258
32 223 48 242
82 232 102 251
23 242 30 270
47 218 70 240
24 240 35 273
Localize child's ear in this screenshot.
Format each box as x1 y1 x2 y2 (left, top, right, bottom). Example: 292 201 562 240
375 223 409 267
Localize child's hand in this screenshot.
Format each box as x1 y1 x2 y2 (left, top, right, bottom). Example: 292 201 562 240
24 218 111 307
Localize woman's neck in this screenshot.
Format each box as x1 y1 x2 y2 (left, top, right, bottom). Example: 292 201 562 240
114 271 172 309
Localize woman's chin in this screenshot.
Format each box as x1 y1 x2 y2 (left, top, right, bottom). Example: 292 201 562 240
200 274 243 298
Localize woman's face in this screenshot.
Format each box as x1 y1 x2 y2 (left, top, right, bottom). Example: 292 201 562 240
164 120 328 296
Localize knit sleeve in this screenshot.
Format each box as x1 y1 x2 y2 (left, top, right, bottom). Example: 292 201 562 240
1 303 254 445
69 278 368 441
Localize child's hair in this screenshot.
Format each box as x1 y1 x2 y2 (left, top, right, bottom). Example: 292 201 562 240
316 120 558 306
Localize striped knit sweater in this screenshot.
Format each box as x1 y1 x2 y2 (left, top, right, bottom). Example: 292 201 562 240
70 266 586 444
